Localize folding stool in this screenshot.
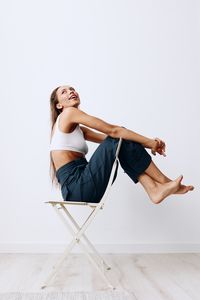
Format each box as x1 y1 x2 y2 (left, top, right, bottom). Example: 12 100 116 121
41 137 123 290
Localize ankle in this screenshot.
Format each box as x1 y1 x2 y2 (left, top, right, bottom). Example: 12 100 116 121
158 177 172 184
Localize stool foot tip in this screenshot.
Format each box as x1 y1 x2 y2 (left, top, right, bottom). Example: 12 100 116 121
41 285 46 289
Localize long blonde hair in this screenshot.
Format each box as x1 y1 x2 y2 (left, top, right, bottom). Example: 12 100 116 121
49 86 62 188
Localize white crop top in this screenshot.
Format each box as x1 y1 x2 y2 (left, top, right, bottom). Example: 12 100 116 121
49 115 88 155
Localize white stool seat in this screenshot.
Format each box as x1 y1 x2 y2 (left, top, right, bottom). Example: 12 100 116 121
45 200 98 207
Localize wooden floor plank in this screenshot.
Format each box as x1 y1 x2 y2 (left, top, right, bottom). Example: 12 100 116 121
0 253 199 300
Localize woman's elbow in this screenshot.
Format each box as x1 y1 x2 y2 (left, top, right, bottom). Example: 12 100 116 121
108 126 123 138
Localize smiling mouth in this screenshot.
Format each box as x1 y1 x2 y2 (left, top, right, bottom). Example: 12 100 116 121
69 95 78 100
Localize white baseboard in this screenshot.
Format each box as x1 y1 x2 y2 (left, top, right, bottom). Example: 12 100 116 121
0 242 200 253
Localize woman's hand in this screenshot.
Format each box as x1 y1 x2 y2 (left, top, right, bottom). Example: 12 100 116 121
146 138 166 156
151 138 166 156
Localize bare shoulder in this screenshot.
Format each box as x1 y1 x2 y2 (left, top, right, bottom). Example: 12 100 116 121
61 107 86 120
59 108 84 132
60 107 116 136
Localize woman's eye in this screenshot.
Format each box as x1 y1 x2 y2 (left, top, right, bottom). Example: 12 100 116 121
62 90 67 94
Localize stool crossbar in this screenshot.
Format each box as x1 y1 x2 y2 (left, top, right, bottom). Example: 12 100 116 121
42 138 122 290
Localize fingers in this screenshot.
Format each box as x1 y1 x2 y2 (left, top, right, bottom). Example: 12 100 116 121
154 137 166 157
158 147 166 156
155 138 165 148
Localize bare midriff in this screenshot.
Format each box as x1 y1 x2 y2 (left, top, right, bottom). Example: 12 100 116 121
50 150 85 172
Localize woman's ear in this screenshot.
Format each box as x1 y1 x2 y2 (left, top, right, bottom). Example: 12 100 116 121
56 103 62 109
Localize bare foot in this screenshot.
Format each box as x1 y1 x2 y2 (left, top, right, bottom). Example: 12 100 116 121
156 181 194 195
149 175 183 204
174 184 194 194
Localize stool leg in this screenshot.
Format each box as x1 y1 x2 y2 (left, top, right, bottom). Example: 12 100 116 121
61 204 111 270
54 204 110 271
41 204 115 289
41 236 79 289
79 240 115 290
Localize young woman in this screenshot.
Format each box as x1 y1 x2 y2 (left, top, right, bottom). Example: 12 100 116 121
49 85 194 204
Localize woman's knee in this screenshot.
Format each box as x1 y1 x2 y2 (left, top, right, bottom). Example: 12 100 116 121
119 139 148 163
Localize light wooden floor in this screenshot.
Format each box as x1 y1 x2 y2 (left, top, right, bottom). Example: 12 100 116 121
0 253 200 299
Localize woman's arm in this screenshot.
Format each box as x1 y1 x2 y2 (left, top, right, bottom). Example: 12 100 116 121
80 126 107 143
63 107 165 154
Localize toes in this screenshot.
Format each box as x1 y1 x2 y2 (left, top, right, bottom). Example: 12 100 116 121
185 186 194 192
175 175 183 185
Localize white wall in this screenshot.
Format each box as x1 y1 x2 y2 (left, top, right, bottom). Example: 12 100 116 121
0 0 199 253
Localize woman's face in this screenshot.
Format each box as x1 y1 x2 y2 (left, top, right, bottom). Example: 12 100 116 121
56 85 80 110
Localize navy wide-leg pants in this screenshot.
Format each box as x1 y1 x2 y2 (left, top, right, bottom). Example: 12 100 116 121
56 136 152 203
